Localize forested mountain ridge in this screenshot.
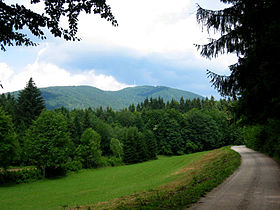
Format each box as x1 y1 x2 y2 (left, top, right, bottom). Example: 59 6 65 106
35 85 203 110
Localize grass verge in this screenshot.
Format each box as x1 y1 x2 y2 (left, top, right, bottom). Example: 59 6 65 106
82 146 240 210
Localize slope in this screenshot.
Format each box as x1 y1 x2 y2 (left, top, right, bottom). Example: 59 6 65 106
40 85 203 110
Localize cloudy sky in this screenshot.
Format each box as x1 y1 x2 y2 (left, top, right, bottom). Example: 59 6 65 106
0 0 237 98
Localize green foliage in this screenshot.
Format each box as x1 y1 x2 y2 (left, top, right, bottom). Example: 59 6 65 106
16 78 45 129
122 127 138 164
75 128 102 168
244 124 265 151
95 121 112 156
63 160 82 172
24 110 72 177
245 119 280 161
0 93 17 124
0 168 42 185
183 108 224 152
110 138 123 159
0 106 19 169
99 156 123 167
142 129 157 160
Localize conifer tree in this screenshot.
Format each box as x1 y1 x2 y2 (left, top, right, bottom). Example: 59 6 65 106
122 127 138 164
143 129 157 160
16 78 45 129
196 0 280 122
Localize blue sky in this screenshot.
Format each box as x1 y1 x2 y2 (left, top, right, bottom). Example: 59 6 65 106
0 0 237 99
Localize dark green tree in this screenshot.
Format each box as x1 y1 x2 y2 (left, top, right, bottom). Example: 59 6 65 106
143 129 157 160
83 109 92 130
122 127 138 164
157 117 184 155
0 106 19 169
196 0 280 123
95 121 112 156
115 110 135 127
70 113 83 145
0 93 17 123
135 131 148 162
24 110 72 177
183 109 222 151
0 0 117 51
16 78 45 129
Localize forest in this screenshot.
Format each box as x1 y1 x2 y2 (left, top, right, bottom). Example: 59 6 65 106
0 78 243 183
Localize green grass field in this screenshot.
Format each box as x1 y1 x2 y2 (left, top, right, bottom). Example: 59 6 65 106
0 151 207 210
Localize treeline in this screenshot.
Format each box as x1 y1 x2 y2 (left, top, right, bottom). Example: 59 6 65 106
0 78 243 180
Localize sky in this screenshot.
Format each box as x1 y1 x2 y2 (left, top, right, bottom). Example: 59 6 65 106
0 0 237 99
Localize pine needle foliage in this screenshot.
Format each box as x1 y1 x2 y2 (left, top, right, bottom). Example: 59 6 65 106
196 0 280 123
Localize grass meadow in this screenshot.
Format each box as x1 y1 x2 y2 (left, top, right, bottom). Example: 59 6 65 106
0 151 207 209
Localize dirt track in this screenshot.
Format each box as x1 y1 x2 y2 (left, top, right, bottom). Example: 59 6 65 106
188 145 280 210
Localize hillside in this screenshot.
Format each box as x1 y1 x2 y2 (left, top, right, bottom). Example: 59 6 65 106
39 85 203 110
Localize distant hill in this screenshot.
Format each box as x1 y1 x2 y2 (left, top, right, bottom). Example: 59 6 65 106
36 85 203 110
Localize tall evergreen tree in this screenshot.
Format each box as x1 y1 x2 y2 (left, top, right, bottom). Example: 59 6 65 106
196 0 280 123
16 78 45 129
143 129 157 160
122 127 138 164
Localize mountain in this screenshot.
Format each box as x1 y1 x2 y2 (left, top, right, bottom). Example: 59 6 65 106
39 85 203 110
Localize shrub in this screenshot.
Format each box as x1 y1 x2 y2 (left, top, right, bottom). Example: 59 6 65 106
64 161 83 172
0 168 42 185
99 156 123 167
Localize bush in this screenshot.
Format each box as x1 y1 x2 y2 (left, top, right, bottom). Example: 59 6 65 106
244 120 280 161
0 168 42 185
244 124 265 151
64 160 82 172
99 156 123 167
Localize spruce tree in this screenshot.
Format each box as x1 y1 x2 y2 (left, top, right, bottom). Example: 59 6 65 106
143 129 157 160
16 78 45 129
122 127 138 164
196 0 280 123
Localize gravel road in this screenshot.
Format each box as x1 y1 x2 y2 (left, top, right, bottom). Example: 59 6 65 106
188 145 280 210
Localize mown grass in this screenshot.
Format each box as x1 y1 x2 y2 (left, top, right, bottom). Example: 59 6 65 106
0 151 207 210
85 146 241 210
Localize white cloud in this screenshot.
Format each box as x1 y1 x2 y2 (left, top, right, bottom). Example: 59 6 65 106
76 0 202 54
74 0 237 73
0 61 134 93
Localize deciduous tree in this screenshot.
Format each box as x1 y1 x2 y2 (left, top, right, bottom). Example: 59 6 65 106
75 128 102 168
0 0 117 51
24 110 72 177
0 107 19 169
